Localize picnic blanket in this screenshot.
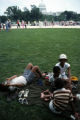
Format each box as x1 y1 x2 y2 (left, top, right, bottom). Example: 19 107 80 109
0 78 80 120
18 79 49 106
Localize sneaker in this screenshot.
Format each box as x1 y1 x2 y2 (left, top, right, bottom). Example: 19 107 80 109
24 89 29 98
23 98 28 104
18 90 24 98
18 97 23 104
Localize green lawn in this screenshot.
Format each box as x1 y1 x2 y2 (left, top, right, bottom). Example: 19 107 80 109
0 28 80 120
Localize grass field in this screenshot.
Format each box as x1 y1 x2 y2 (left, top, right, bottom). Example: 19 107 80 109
0 28 80 120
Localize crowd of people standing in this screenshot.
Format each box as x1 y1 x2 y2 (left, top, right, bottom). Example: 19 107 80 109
0 19 11 31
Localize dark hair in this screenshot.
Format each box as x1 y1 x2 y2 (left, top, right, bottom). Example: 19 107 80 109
54 78 65 89
53 66 60 73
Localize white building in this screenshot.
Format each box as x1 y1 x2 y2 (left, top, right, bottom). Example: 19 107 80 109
38 0 47 14
55 12 62 16
38 0 62 16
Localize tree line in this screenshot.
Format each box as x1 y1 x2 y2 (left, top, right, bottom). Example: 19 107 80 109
0 5 80 23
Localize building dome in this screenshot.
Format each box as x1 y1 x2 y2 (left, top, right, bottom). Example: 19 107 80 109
39 3 46 8
38 0 46 14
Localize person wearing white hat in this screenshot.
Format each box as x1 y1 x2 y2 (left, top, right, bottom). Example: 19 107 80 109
59 54 67 59
55 54 71 83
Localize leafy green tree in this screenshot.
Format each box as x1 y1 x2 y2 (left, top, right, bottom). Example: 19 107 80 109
22 7 30 21
0 16 7 23
57 11 79 21
3 6 80 22
4 6 22 21
30 5 43 21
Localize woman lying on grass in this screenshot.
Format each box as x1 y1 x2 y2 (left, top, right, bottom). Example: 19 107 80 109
0 63 42 92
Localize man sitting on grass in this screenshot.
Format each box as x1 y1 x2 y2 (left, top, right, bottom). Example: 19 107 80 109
41 78 79 119
0 63 42 91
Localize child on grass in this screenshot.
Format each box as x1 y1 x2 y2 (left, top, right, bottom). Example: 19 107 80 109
44 66 60 85
44 65 71 91
41 78 79 119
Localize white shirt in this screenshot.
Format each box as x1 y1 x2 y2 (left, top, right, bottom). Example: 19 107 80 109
55 62 70 76
46 73 61 83
10 76 27 85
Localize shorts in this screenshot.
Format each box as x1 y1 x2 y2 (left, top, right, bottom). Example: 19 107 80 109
49 100 62 114
23 69 35 83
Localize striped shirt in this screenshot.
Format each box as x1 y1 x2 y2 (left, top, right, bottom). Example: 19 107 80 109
53 88 73 111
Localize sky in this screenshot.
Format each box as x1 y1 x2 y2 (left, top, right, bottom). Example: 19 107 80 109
0 0 80 15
